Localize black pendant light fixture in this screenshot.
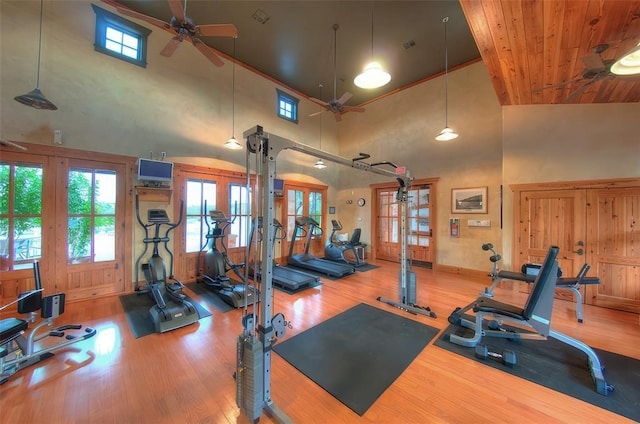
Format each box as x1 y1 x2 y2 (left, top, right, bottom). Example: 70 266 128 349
15 0 58 111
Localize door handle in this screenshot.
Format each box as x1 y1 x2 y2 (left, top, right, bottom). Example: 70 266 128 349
573 248 584 255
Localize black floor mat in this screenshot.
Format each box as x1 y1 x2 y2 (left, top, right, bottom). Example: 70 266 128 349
435 321 640 422
184 282 234 312
355 263 379 272
273 303 439 416
119 293 211 339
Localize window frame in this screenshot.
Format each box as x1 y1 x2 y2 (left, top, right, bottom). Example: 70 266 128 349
276 88 299 123
91 4 151 68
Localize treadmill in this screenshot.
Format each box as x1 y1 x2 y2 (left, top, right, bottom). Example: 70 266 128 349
248 217 321 292
287 216 355 278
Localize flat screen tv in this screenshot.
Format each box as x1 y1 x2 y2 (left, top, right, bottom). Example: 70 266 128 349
274 178 284 197
137 158 173 183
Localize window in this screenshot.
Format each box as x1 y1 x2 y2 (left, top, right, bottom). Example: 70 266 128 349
67 168 117 264
0 162 43 270
276 88 299 123
229 184 251 248
286 187 324 238
185 179 217 253
92 5 151 68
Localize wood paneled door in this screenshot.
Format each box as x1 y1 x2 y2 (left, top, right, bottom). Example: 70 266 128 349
514 180 640 313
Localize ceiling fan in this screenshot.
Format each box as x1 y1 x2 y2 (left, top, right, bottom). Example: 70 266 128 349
540 44 622 101
310 24 365 122
115 0 237 67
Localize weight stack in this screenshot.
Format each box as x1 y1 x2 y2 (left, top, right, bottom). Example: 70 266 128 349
398 269 417 305
236 336 264 422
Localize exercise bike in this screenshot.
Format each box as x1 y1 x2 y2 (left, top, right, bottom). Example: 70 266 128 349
134 196 199 333
324 219 367 267
0 261 96 384
197 209 258 308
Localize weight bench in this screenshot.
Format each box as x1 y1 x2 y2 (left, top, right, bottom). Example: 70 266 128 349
448 246 613 396
0 262 96 384
484 262 601 322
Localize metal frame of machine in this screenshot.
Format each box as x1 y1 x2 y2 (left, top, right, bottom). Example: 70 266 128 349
235 125 435 423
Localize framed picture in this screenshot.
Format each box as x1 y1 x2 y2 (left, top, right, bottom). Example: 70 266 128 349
329 206 336 214
451 187 488 214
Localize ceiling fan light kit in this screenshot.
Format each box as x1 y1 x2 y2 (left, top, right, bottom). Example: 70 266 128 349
435 16 457 142
15 0 57 111
611 42 640 76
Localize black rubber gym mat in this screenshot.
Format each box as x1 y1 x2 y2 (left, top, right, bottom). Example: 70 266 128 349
119 293 211 339
273 303 439 416
184 282 234 312
435 320 640 422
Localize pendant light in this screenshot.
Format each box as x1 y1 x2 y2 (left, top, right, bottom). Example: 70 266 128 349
15 0 58 110
314 84 327 169
611 41 640 76
354 2 391 90
435 17 458 141
224 37 243 149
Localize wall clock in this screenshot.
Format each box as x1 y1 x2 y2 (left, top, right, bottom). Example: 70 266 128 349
357 198 366 207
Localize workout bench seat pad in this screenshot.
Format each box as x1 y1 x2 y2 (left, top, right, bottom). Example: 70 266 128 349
473 297 525 320
1 317 28 341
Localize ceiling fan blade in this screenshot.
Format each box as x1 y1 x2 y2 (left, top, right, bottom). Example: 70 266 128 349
310 97 329 106
534 76 585 92
198 24 238 38
565 78 599 103
336 92 353 106
333 112 343 122
192 38 225 67
167 0 186 23
160 37 182 57
0 139 27 150
309 109 328 117
581 53 606 72
116 7 169 29
342 106 366 113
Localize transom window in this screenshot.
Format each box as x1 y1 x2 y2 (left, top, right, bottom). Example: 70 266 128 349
92 5 151 68
276 89 299 123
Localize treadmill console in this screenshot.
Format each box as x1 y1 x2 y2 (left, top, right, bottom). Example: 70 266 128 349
148 209 170 223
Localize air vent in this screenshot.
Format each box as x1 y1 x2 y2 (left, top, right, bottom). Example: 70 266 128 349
403 40 416 49
251 8 271 24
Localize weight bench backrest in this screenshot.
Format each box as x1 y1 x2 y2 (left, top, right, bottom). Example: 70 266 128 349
522 246 560 330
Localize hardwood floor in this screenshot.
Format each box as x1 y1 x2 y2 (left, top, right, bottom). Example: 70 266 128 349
2 260 638 423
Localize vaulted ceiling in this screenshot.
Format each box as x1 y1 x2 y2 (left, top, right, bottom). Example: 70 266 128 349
104 0 640 107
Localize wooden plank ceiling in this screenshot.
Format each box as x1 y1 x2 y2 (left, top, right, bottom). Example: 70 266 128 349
460 0 640 105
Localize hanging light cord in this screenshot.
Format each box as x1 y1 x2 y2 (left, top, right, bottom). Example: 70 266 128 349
35 0 44 89
231 37 236 137
370 2 374 60
443 16 449 126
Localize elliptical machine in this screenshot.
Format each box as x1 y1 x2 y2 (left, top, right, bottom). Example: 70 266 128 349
135 195 199 333
324 219 367 267
197 208 258 308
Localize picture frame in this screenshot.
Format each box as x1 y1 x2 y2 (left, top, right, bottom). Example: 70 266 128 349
451 187 488 214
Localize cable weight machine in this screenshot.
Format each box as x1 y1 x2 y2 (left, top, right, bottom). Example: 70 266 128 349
235 125 436 423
